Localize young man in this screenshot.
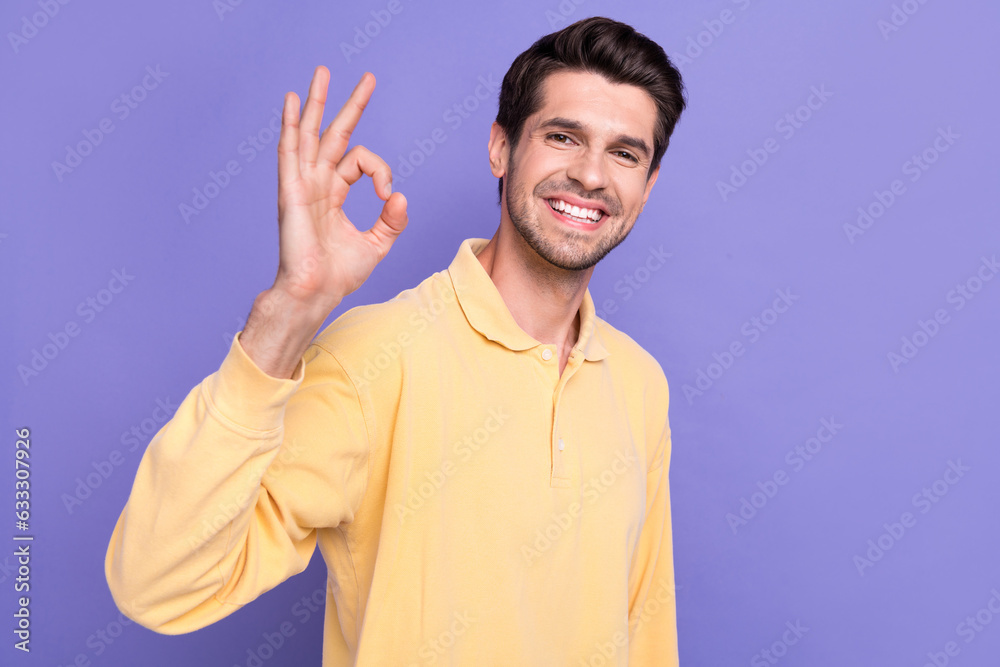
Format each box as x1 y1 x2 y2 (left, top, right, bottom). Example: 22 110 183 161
106 16 686 666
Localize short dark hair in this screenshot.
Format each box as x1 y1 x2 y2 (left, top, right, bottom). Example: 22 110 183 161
495 16 687 203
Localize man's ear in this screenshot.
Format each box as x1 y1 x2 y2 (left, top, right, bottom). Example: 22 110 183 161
488 122 508 179
642 165 660 206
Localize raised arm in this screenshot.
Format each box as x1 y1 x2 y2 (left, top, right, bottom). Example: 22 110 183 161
105 66 390 633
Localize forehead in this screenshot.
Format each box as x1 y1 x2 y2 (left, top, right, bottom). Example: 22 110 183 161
528 69 658 143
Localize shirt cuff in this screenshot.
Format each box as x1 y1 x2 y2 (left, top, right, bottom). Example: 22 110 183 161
201 331 306 435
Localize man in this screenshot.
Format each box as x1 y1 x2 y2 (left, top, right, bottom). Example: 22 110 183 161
106 16 686 666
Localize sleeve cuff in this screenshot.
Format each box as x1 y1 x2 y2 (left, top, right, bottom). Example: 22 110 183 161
201 331 306 434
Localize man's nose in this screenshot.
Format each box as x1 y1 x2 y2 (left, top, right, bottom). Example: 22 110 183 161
565 148 610 192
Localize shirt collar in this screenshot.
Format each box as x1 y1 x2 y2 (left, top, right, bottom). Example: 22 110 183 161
447 238 610 362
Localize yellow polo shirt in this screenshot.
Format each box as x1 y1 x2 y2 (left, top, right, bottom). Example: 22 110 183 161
106 237 678 666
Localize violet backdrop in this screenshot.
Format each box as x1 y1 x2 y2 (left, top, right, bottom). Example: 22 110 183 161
2 0 998 665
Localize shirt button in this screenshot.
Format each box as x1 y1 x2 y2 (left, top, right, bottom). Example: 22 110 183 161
558 438 565 451
541 348 553 361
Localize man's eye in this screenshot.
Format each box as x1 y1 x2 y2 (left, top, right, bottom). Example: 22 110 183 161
615 151 639 163
549 133 571 143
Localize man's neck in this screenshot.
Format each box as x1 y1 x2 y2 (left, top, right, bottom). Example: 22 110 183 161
475 224 593 375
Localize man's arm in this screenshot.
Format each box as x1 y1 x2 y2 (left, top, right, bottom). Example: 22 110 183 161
104 334 369 632
104 65 405 630
627 380 679 665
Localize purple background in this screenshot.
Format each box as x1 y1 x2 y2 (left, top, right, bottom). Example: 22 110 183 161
3 0 999 665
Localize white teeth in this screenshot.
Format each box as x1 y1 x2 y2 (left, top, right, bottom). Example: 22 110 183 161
548 199 603 223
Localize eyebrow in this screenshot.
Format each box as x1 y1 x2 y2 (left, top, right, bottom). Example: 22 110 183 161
536 117 651 160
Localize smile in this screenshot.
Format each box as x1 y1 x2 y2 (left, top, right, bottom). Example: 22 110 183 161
546 198 604 225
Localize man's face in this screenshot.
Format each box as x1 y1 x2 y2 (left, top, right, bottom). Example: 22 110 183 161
490 69 660 271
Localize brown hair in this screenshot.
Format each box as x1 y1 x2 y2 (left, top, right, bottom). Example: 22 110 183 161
495 16 687 202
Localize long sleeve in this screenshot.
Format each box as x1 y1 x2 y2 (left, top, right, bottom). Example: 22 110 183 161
104 332 371 634
627 389 679 665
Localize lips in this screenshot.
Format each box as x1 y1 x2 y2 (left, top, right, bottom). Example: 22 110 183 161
545 197 605 225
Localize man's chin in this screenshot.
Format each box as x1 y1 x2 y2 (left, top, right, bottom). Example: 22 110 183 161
530 237 605 272
507 202 620 271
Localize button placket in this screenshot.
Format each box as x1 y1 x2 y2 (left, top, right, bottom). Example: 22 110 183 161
549 355 585 487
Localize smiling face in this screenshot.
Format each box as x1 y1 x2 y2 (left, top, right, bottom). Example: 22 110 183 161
489 69 661 271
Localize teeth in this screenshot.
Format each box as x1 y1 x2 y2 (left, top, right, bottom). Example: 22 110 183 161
548 199 603 223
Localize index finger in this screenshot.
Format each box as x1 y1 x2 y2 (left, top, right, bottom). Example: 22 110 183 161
316 72 376 168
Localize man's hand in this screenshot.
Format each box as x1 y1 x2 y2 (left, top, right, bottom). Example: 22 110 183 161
241 66 408 378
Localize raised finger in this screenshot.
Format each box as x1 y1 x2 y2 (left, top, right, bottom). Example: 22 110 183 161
277 92 302 186
299 65 331 169
334 145 393 200
317 72 375 168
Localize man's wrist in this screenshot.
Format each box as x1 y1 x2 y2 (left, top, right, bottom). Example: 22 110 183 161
239 288 339 379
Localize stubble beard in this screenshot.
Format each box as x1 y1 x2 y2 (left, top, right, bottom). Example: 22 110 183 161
503 159 635 272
